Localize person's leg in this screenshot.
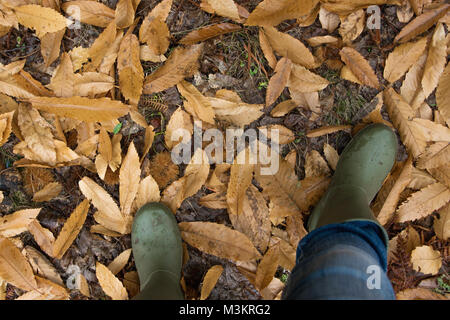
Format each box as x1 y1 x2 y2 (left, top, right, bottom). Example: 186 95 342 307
131 203 184 300
283 123 397 300
282 221 395 299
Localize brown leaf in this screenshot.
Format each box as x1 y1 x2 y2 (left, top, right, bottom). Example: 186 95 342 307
422 23 446 99
397 0 414 23
228 185 271 252
319 6 340 32
23 246 63 286
410 245 442 275
394 3 449 43
396 182 450 222
255 243 279 290
118 34 143 105
259 124 295 145
436 60 450 126
384 37 427 83
288 63 329 93
304 150 330 178
321 0 397 15
27 96 130 122
339 9 365 44
53 199 89 259
377 157 413 225
397 288 448 300
263 27 316 69
40 29 65 68
180 23 241 45
306 125 351 137
201 0 242 22
200 265 223 300
417 142 450 170
79 177 126 234
178 221 262 261
323 143 339 171
0 110 14 146
165 107 193 150
143 44 203 94
0 237 37 291
306 35 339 47
134 174 160 209
119 142 140 217
266 57 292 106
246 0 318 27
177 80 215 124
108 249 131 275
400 50 428 105
226 148 254 215
84 21 117 71
14 4 70 37
384 88 427 158
32 182 62 202
74 72 114 97
270 100 297 117
0 208 40 238
115 0 134 29
17 104 56 165
434 202 450 240
62 1 115 27
96 262 128 300
208 96 264 127
339 47 380 89
27 220 55 257
258 29 277 69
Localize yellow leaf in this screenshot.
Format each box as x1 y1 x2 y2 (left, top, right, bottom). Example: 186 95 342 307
84 21 117 71
118 34 143 105
79 177 126 234
266 57 292 106
27 96 130 122
164 107 193 150
263 27 316 69
0 208 40 238
119 142 140 217
436 61 450 126
422 23 447 98
340 47 380 89
200 265 223 300
246 0 318 27
177 81 215 124
32 182 62 202
139 0 172 43
53 199 89 259
0 237 37 291
143 44 203 94
288 63 329 93
255 243 279 290
384 37 427 83
114 0 134 29
384 88 427 158
17 104 56 165
319 7 340 32
396 182 450 222
339 9 365 44
96 262 128 300
229 186 271 252
226 148 254 215
108 249 131 275
410 245 442 275
203 0 241 22
394 3 449 43
179 221 261 261
62 1 114 27
134 175 160 209
27 220 55 257
14 4 70 37
306 125 351 137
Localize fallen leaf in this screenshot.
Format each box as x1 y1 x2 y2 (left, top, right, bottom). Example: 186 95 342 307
74 72 114 97
384 37 427 83
200 265 223 300
0 208 41 238
411 245 442 275
32 182 62 202
96 262 128 300
165 107 193 150
288 63 329 93
14 4 70 37
394 3 449 43
266 57 292 106
27 96 130 122
119 142 140 217
323 143 339 171
108 249 132 275
255 243 279 290
178 221 261 261
306 125 352 137
304 150 330 178
319 6 340 32
397 287 448 300
397 0 414 23
202 0 241 22
263 27 316 69
134 174 160 209
259 29 277 69
23 246 63 286
143 44 203 94
436 61 450 126
177 80 215 124
270 100 297 117
115 0 134 29
27 220 55 257
259 124 295 145
339 9 365 44
0 237 37 291
340 47 380 89
396 182 450 222
62 1 115 27
417 142 449 170
306 35 339 47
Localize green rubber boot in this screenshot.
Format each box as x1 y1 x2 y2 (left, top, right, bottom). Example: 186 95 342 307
307 123 398 245
131 202 184 300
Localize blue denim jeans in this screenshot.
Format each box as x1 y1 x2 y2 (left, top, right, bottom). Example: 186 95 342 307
282 221 395 300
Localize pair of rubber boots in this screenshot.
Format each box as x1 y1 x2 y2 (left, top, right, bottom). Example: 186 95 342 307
131 123 397 299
